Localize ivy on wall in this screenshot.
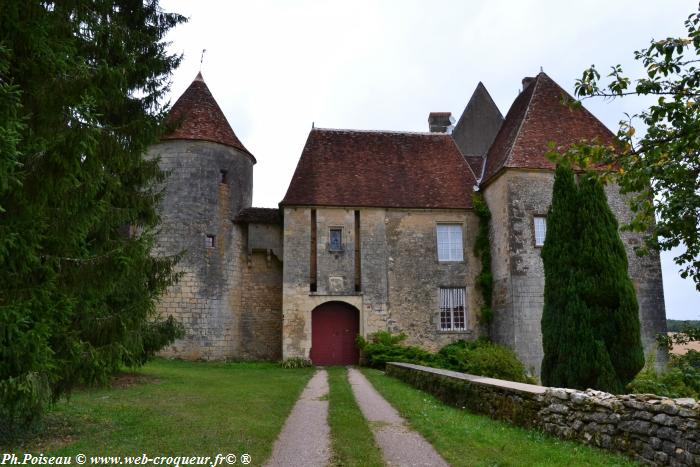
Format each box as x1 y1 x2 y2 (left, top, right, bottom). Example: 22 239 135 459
472 193 493 325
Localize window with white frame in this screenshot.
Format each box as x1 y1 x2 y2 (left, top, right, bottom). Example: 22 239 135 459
436 224 463 261
533 216 547 247
439 287 466 331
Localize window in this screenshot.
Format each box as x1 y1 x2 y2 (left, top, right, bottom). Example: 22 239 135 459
220 169 228 184
436 224 463 261
439 287 466 331
534 216 547 247
329 228 343 251
205 235 215 248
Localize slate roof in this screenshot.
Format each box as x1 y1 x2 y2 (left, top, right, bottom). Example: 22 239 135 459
234 207 282 225
452 82 504 158
163 73 255 161
281 128 478 209
482 72 615 184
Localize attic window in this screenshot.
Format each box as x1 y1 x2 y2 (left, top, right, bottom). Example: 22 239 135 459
220 170 228 184
205 235 216 248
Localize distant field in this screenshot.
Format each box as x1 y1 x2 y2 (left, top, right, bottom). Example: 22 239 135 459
669 333 700 355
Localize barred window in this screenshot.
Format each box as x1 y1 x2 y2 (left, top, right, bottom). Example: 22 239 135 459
439 287 466 331
534 216 547 247
436 224 463 262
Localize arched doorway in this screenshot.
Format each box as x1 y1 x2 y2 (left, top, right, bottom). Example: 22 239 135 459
310 301 360 365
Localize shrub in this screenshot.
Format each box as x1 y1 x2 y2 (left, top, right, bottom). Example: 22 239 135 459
627 350 700 398
436 339 534 383
358 332 533 383
357 332 434 369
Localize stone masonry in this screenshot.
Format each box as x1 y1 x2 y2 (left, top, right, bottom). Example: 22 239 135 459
150 138 252 360
387 362 699 466
485 170 667 375
282 207 482 359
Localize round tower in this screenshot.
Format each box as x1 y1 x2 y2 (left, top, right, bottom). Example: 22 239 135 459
150 72 255 360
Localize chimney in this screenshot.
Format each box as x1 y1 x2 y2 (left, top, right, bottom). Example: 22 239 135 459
522 76 536 90
428 112 454 133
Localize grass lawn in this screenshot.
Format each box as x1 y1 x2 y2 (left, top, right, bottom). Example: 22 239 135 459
326 367 384 466
361 368 638 467
3 359 313 466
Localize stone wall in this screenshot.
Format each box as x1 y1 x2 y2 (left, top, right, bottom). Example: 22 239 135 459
484 169 667 376
238 251 282 360
149 140 253 360
281 206 484 359
387 362 699 466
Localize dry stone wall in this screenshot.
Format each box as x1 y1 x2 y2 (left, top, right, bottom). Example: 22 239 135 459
387 362 699 466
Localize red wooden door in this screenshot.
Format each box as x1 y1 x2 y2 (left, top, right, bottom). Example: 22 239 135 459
310 302 359 365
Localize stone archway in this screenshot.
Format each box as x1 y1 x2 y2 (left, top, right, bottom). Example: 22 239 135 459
310 301 360 365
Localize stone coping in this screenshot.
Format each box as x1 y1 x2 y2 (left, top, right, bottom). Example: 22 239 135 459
387 362 548 395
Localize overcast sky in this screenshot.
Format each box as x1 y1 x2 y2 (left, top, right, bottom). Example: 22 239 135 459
159 0 699 320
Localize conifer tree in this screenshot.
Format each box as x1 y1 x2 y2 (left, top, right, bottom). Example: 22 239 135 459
0 1 185 433
576 174 644 390
541 166 644 393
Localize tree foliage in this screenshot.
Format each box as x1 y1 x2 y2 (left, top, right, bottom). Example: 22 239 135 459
472 192 493 324
556 6 700 290
541 165 644 393
0 1 185 434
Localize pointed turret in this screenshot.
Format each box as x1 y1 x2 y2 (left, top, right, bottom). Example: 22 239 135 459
452 82 504 160
481 72 615 185
164 73 255 162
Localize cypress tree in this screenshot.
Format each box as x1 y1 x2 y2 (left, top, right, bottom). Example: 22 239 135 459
541 166 643 393
0 1 185 433
576 174 644 391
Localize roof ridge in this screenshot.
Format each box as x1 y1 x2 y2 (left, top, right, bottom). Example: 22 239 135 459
503 74 540 169
313 127 448 137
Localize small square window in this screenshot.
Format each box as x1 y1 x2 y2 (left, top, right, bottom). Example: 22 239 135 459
534 216 547 247
436 224 463 262
220 170 228 184
205 235 216 248
329 228 343 251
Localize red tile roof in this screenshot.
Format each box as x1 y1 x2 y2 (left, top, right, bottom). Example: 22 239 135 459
281 129 477 209
163 73 255 161
482 72 615 184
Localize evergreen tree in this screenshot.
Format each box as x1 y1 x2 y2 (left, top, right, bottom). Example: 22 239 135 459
541 166 644 393
0 1 185 433
576 174 644 391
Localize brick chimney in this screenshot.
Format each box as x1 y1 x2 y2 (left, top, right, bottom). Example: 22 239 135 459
428 112 454 133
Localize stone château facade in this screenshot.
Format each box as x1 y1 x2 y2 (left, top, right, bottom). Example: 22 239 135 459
150 71 667 377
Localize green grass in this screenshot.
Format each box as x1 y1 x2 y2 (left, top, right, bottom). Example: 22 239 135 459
3 359 314 466
326 367 384 466
361 368 638 467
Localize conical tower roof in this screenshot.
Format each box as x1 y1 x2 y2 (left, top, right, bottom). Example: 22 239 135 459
482 72 614 184
163 72 255 161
